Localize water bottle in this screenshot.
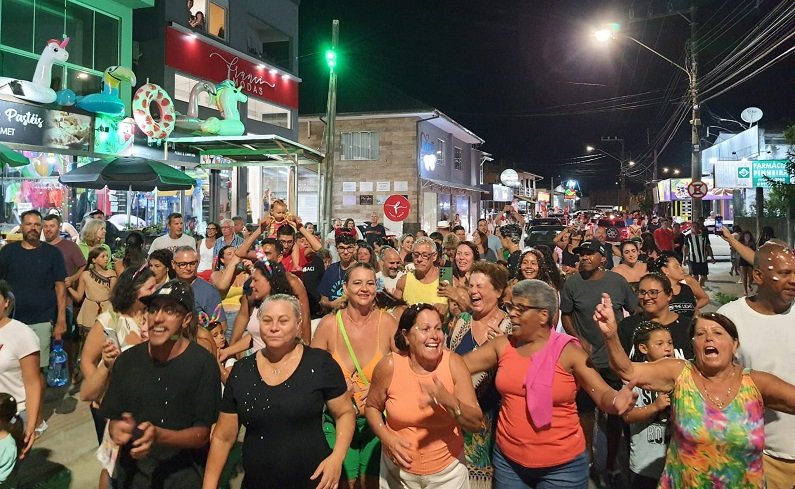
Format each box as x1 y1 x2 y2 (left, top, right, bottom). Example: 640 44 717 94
46 341 69 388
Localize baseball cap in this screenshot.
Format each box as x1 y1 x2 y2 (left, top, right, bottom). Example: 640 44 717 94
140 279 195 313
574 240 607 256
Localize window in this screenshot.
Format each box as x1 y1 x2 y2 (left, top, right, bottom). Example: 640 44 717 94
188 0 226 39
454 146 462 170
437 138 446 166
247 97 291 129
341 132 379 161
173 73 216 110
1 0 34 51
247 17 292 71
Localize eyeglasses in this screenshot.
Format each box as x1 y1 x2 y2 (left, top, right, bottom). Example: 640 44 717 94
637 289 661 298
337 245 356 252
412 251 436 260
146 304 186 317
174 261 199 269
505 302 546 315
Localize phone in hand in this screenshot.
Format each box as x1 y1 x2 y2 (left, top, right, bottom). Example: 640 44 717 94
714 218 723 235
439 266 453 286
104 328 120 349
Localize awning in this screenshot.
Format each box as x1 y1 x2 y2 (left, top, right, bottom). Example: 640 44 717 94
166 134 324 168
422 178 486 193
514 195 536 203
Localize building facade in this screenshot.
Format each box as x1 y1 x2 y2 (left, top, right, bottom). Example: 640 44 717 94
299 110 486 235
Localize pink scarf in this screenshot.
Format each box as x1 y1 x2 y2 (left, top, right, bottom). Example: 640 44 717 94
523 329 579 429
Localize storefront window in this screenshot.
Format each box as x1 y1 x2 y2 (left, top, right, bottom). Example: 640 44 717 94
2 151 71 225
296 167 318 224
65 1 93 69
0 51 38 81
1 0 34 51
246 17 291 71
34 0 66 52
422 192 437 234
66 68 100 97
208 1 227 40
247 97 290 129
93 11 119 68
438 194 451 222
455 195 469 232
191 0 228 40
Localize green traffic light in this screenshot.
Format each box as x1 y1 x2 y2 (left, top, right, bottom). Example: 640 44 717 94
325 49 337 69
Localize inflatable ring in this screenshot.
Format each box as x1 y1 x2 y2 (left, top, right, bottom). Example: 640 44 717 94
132 83 175 140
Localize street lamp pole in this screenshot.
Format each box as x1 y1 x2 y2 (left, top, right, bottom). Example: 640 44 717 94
321 20 339 234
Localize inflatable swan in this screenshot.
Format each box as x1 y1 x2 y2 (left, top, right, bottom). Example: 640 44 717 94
0 38 69 104
175 80 216 132
200 80 247 136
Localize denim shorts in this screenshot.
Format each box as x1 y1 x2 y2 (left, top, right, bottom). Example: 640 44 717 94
493 445 589 489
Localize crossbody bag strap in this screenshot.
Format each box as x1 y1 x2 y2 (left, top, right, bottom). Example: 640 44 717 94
335 310 369 385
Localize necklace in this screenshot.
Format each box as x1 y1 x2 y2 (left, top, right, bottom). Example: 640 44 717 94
345 307 374 328
262 347 300 376
698 365 737 408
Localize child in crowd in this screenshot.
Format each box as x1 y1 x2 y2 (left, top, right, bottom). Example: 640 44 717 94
70 248 118 330
208 321 235 386
0 393 23 484
623 322 674 489
265 199 290 238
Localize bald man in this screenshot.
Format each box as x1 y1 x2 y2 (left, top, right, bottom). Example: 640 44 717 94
718 240 795 488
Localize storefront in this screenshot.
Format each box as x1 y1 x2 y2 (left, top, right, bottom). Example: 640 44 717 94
653 177 733 221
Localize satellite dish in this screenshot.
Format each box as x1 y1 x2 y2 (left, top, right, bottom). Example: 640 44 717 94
741 107 763 124
500 169 521 187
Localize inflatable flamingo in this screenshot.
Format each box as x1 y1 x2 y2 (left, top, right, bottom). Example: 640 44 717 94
0 37 70 104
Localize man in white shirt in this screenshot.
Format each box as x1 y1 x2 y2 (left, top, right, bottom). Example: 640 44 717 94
717 240 795 489
375 246 404 295
148 213 196 255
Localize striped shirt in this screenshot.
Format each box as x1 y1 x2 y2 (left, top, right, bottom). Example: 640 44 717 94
684 233 711 263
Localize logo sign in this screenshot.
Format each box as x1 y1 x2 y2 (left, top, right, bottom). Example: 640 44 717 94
500 169 520 188
687 181 708 199
165 27 298 108
737 167 750 179
714 160 793 188
384 195 411 222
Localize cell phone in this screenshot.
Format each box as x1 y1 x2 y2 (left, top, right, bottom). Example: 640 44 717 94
104 328 120 348
8 80 24 96
439 266 453 286
714 219 723 235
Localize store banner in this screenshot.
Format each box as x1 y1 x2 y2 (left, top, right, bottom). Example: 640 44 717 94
0 98 92 152
714 159 793 188
165 27 299 109
666 177 733 201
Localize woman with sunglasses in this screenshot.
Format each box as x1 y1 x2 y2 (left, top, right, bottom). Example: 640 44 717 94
366 303 483 488
464 280 637 488
553 228 583 275
650 253 709 315
597 304 795 489
617 273 693 362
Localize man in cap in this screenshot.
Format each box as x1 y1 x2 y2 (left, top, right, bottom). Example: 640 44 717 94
101 279 220 488
559 239 637 485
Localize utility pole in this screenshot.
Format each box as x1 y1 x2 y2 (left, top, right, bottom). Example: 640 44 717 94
601 136 625 208
321 20 339 234
688 5 702 223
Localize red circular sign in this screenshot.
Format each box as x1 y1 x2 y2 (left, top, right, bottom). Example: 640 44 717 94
384 195 411 222
687 181 708 199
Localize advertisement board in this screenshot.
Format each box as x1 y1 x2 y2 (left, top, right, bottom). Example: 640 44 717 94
0 98 93 152
714 159 793 188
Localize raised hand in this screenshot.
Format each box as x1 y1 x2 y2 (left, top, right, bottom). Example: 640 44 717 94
593 293 618 339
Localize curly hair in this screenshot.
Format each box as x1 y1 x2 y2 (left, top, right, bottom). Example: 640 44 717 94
110 266 155 313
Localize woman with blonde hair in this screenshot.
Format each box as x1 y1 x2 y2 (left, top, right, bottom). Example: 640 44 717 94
79 218 112 268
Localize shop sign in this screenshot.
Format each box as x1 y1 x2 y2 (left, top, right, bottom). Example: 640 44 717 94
492 184 512 202
384 195 410 222
0 98 92 152
536 190 550 202
714 159 793 188
359 195 374 205
165 27 298 109
668 177 732 201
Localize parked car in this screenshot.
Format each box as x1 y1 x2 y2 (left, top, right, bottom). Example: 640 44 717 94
529 217 563 226
524 224 565 248
597 218 629 244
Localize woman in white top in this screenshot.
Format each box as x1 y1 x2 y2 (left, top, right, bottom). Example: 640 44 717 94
197 222 219 274
0 281 41 459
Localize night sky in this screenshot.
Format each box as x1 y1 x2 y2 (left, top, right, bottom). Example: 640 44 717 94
298 0 795 192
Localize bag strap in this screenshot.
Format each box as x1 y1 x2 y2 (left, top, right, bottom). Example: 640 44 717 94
335 310 369 385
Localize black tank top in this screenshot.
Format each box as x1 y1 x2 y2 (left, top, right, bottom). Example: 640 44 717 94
669 282 696 315
562 247 579 268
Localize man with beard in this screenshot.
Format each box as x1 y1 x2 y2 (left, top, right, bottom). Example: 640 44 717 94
375 246 404 295
559 239 637 487
102 280 220 488
0 210 67 369
718 241 795 489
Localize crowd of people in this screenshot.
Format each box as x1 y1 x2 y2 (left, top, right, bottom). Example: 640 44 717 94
0 202 793 489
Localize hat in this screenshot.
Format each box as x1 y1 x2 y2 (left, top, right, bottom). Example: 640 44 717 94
436 220 450 229
140 279 195 313
87 209 105 217
573 240 607 256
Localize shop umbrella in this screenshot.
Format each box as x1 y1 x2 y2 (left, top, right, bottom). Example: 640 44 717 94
59 156 195 228
0 143 30 168
58 156 195 191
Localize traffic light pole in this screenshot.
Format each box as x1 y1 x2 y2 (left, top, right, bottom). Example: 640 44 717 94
321 20 339 235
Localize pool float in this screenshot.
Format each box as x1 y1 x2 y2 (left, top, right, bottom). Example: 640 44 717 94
75 66 137 117
132 83 175 140
175 80 215 132
199 80 247 136
0 37 69 104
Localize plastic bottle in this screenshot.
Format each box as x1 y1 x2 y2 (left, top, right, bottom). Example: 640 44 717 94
46 340 69 388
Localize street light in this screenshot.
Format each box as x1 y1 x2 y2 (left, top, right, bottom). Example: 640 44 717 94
594 20 702 222
586 142 632 206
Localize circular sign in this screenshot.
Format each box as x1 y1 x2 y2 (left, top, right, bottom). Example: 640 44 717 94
384 195 411 222
687 181 708 199
500 169 520 187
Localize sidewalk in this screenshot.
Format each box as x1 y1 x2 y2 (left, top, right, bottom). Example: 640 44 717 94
701 259 747 312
